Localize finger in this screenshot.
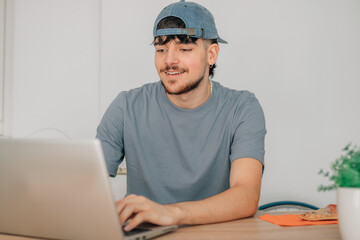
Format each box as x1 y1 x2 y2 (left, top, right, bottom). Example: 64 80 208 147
115 194 138 216
118 200 150 225
119 203 138 225
124 212 147 232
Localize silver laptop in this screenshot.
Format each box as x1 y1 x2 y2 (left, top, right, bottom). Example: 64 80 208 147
0 138 177 240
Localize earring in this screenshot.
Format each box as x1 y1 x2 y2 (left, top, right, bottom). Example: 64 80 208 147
209 64 214 68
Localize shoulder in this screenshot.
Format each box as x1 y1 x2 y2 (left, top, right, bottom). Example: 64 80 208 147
103 82 159 117
119 82 160 101
124 82 159 96
213 81 259 107
111 82 159 104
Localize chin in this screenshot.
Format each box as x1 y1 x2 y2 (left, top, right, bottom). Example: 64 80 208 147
165 86 183 95
160 81 180 95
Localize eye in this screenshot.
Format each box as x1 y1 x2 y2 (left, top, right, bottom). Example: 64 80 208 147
181 48 192 52
155 48 166 53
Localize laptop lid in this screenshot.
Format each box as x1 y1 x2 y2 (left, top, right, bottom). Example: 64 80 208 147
0 138 125 239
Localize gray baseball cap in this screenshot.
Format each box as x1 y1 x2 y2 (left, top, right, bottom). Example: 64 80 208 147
153 0 228 44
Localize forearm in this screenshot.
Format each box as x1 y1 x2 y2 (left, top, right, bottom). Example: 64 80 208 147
168 185 260 225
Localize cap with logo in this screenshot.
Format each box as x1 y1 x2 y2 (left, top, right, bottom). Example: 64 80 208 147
153 0 227 44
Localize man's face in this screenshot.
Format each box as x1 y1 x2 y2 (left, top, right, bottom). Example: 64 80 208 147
154 37 209 95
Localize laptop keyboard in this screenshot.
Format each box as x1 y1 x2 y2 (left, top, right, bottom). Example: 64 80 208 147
123 227 151 236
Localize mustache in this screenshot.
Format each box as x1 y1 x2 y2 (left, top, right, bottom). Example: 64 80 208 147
160 65 185 72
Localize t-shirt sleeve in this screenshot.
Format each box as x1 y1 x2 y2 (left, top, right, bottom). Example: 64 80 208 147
229 93 266 168
96 93 126 177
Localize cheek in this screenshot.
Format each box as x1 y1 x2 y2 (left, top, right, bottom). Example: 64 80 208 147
154 56 162 72
187 58 207 75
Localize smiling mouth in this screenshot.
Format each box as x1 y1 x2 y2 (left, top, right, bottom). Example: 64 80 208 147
165 71 184 75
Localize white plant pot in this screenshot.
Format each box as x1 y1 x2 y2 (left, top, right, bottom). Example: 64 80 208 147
337 187 360 240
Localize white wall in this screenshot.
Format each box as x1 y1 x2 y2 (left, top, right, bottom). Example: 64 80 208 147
8 0 360 207
12 0 100 138
0 0 5 135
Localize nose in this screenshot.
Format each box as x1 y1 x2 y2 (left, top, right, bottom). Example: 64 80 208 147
165 49 179 66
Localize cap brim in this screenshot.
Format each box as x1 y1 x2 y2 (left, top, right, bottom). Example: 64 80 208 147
217 37 228 44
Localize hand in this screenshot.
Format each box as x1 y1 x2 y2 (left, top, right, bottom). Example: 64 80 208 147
116 194 181 231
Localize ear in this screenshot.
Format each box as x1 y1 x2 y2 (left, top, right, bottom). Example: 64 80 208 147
207 43 219 66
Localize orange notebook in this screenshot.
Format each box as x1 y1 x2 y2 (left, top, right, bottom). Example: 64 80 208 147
258 214 338 227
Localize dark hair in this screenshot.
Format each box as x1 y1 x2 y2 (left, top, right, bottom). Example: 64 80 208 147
154 16 218 79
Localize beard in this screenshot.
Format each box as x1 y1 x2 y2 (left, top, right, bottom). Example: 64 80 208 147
160 65 206 95
161 77 204 95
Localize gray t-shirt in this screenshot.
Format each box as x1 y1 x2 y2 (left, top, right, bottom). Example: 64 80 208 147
96 81 266 204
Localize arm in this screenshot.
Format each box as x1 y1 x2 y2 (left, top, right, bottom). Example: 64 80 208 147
96 93 126 177
116 157 263 231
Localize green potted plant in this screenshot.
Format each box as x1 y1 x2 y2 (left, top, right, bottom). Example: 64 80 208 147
318 143 360 240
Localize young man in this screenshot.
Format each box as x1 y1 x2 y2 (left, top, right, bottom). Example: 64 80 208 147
96 0 266 231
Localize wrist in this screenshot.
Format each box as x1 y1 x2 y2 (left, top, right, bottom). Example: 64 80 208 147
166 203 187 225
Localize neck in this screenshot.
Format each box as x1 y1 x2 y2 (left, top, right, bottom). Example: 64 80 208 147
166 79 212 109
